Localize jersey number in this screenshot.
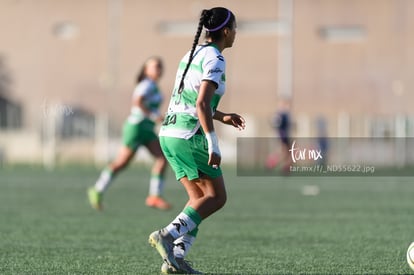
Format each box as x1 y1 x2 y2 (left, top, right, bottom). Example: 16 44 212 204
162 114 177 126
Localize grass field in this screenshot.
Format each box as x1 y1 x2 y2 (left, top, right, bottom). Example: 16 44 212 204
1 164 413 274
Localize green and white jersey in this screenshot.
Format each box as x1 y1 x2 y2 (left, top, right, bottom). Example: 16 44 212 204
159 44 226 139
127 78 163 124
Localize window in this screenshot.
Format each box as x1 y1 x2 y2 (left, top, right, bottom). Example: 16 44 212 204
52 21 79 40
59 106 95 139
0 96 23 129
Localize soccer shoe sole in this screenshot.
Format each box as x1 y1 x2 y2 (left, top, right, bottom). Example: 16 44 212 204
161 259 203 274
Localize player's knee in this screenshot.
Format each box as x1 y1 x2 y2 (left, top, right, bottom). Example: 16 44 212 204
214 192 227 210
111 161 128 172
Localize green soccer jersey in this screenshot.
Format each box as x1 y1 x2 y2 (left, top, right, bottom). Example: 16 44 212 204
159 44 226 139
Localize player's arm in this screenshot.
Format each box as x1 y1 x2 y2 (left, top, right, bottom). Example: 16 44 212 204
133 95 149 114
214 110 246 131
197 80 221 167
132 94 163 122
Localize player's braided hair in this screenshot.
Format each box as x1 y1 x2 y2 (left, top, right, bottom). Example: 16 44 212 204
177 10 208 93
177 7 234 94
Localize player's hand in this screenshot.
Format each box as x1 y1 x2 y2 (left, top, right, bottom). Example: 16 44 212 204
208 152 221 168
223 113 246 131
205 132 221 168
222 113 246 130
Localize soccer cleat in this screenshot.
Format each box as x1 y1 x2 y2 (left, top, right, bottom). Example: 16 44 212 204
148 229 179 271
87 187 103 211
176 258 202 274
160 262 174 274
164 258 202 274
146 195 172 210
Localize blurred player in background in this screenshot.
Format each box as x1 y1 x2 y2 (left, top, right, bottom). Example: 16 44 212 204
316 115 329 166
88 56 172 211
266 98 292 174
147 7 245 274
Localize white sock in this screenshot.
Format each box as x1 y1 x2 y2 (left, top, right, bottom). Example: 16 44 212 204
173 234 196 258
149 175 164 196
94 169 113 193
165 212 197 239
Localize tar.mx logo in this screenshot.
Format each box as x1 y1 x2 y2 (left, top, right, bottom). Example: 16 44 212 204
289 140 323 163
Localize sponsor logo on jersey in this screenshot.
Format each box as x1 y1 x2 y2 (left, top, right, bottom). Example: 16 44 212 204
208 68 223 74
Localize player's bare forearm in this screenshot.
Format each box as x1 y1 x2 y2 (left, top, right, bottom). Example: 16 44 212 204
197 101 215 133
133 96 163 122
213 110 225 122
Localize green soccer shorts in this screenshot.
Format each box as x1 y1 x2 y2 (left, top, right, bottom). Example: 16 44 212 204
122 119 157 151
159 134 223 181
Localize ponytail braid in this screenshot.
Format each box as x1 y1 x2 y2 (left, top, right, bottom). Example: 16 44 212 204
177 9 210 94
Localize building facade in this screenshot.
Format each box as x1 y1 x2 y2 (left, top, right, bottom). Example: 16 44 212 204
0 0 413 163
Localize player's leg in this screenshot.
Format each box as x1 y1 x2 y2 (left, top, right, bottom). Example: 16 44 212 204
88 146 136 210
150 182 203 274
157 176 225 274
149 177 203 267
88 121 138 210
181 175 226 219
164 176 225 273
266 133 281 169
97 145 137 187
186 133 227 218
149 137 203 272
153 134 225 225
107 145 137 174
280 138 292 174
165 134 226 273
149 203 202 272
150 134 224 272
161 133 226 256
145 138 171 210
159 210 202 274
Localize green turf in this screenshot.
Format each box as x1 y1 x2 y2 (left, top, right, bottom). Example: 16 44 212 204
0 164 413 274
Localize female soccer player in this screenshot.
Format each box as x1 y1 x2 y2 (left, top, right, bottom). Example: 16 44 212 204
148 7 245 274
88 57 172 211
